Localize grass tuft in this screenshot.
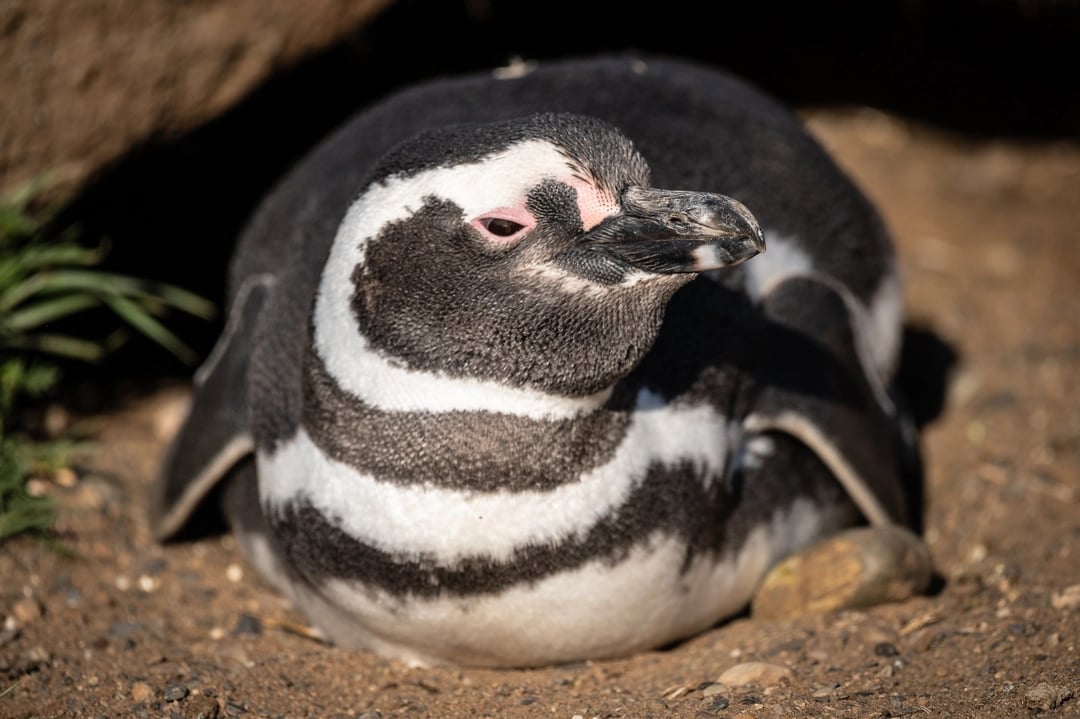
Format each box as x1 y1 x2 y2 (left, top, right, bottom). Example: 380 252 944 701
0 176 214 544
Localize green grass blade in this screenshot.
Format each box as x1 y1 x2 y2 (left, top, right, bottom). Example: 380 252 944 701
0 495 55 541
1 293 101 331
20 438 89 469
14 243 106 271
1 333 106 362
0 438 58 542
101 294 198 365
0 269 216 319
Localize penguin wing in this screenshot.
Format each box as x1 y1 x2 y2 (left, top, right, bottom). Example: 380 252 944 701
744 274 914 527
151 274 274 540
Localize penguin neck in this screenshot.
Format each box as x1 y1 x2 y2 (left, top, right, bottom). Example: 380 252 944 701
299 346 637 494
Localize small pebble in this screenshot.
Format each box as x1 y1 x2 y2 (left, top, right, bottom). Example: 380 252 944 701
163 683 189 702
1050 584 1080 610
131 681 154 703
1025 682 1073 712
54 467 78 487
752 525 933 620
225 565 244 583
11 597 42 625
701 683 727 697
233 614 262 636
25 478 50 497
717 661 793 687
874 642 900 657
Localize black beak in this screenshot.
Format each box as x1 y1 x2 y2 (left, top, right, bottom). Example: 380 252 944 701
577 186 765 274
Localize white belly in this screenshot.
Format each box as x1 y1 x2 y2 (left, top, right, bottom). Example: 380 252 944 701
276 497 832 668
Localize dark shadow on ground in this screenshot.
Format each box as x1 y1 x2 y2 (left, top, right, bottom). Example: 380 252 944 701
896 325 960 432
895 324 961 534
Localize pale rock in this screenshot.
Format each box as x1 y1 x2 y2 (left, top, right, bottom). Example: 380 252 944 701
717 661 793 688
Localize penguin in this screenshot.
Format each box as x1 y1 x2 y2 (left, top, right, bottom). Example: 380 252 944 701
153 54 922 668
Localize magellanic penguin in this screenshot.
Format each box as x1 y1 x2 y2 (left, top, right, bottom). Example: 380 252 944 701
154 54 921 668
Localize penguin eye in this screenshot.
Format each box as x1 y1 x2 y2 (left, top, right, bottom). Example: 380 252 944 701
481 217 526 237
471 208 534 245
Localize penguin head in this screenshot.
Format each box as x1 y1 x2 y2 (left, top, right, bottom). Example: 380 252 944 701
316 113 765 397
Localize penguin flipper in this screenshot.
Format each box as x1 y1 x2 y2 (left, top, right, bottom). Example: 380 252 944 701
152 275 273 540
745 274 912 528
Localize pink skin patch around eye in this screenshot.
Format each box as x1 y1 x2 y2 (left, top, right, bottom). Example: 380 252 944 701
471 179 619 245
567 177 620 230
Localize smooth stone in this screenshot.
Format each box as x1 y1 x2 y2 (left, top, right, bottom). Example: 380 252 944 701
717 661 793 687
751 525 933 621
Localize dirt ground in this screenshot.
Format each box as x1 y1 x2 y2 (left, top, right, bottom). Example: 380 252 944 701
3 4 1080 717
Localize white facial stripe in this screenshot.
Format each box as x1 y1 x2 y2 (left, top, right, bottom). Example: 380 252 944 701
330 138 586 267
260 389 730 564
315 140 616 419
514 263 662 296
268 498 831 667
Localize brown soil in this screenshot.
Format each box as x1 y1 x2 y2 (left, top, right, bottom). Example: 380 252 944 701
3 4 1080 719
